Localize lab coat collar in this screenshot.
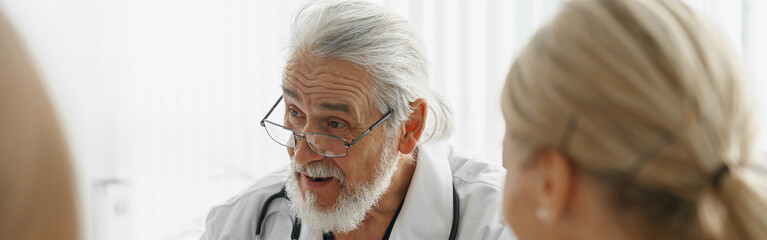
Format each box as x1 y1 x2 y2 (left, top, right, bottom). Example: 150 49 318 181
389 143 454 239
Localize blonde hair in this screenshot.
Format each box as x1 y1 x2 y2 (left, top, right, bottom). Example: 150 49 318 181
501 0 767 239
0 11 79 240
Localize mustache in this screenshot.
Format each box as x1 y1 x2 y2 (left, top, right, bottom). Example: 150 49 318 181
291 160 345 184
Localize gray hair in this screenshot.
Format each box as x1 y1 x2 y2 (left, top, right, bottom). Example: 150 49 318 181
288 0 453 142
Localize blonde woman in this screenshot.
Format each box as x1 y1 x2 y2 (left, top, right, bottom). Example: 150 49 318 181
0 11 79 240
501 0 767 239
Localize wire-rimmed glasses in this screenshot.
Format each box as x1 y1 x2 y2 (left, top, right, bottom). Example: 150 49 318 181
259 96 392 157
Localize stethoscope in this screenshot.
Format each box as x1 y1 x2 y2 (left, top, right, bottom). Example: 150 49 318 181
255 183 461 240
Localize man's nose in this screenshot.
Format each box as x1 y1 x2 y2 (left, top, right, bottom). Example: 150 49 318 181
292 135 323 165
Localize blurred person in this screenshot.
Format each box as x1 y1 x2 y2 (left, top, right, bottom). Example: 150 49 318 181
201 1 513 239
500 0 767 239
0 10 79 240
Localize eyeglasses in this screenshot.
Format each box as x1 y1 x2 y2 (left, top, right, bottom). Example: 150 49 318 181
260 96 393 158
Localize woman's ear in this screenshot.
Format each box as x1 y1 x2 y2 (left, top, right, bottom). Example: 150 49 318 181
536 149 575 223
398 98 427 154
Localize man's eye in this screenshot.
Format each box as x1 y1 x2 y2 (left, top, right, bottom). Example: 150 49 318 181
289 109 301 117
329 121 345 129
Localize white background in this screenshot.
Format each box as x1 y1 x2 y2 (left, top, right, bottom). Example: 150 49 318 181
0 0 764 239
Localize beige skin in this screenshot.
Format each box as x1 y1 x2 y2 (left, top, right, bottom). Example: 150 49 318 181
501 137 673 240
282 52 426 239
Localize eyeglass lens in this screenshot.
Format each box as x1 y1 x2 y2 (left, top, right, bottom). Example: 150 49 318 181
263 121 347 157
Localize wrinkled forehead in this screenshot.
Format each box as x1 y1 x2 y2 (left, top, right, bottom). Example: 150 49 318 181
281 54 378 120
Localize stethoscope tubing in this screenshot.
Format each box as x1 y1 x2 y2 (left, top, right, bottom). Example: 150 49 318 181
256 184 460 240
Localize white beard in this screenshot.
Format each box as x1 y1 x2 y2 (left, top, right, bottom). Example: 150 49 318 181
284 134 400 234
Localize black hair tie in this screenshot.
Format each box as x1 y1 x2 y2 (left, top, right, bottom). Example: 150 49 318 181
711 165 730 189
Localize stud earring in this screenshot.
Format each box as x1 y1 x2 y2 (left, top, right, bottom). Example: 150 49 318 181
536 206 549 221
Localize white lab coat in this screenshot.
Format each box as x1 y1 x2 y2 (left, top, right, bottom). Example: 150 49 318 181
201 143 516 239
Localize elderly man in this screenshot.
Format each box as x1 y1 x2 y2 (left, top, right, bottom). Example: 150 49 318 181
201 1 512 239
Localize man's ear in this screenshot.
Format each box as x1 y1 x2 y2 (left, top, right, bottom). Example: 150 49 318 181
398 98 427 154
536 149 575 223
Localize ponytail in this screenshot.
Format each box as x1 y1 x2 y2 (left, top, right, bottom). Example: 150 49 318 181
713 166 767 239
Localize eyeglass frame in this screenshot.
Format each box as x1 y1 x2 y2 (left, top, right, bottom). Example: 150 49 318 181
259 95 393 157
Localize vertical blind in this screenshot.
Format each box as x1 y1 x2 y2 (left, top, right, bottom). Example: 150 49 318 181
0 0 763 239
